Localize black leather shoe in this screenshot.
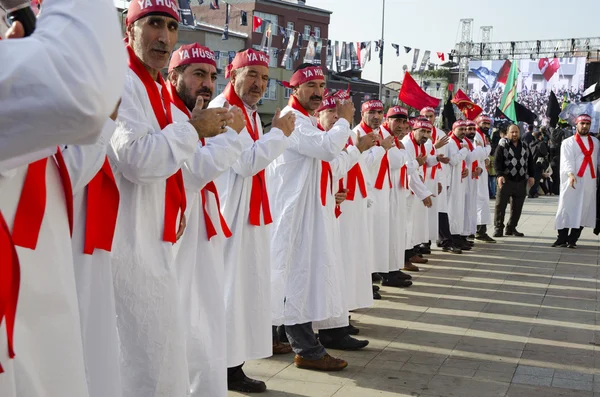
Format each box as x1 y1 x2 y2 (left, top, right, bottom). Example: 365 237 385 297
390 270 412 280
382 278 413 288
345 324 360 336
418 244 431 255
475 234 496 243
459 244 472 251
372 285 380 292
443 246 463 254
552 240 567 248
372 273 383 283
493 230 503 238
567 243 577 249
467 234 475 240
321 334 369 351
373 291 381 300
228 375 267 393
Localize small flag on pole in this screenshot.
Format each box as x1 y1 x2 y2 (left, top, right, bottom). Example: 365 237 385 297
253 15 263 32
391 43 400 56
436 52 445 61
404 46 412 54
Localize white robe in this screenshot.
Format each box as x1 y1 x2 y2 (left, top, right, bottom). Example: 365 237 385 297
109 69 198 397
209 94 290 367
0 156 89 397
387 134 413 271
435 128 451 215
268 108 351 327
62 120 123 397
424 128 445 242
337 132 376 309
555 135 600 229
171 104 242 396
401 135 435 248
462 139 487 236
0 0 125 165
474 129 492 226
446 139 469 235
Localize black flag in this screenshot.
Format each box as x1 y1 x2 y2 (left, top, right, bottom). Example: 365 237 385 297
546 91 561 127
391 43 400 56
514 101 537 124
442 93 456 131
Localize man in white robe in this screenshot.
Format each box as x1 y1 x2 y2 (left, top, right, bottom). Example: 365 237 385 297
209 49 295 393
553 114 599 248
473 115 496 243
462 121 487 243
167 44 248 396
109 3 231 396
268 63 357 371
446 121 471 250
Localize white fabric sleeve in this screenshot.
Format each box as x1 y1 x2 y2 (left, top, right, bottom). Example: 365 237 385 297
561 139 576 177
110 76 198 185
61 118 116 194
182 128 243 191
408 173 432 201
231 127 290 178
388 147 409 170
449 147 468 166
286 116 350 161
0 0 126 162
330 145 360 180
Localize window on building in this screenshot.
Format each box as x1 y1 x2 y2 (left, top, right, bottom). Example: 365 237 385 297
304 24 311 38
264 79 277 100
313 27 320 38
269 47 278 68
216 83 227 95
285 55 293 70
254 11 278 35
284 87 293 98
217 52 228 71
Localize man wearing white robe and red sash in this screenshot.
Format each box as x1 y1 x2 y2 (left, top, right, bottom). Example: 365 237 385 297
167 44 247 396
553 114 599 248
446 120 471 249
462 120 487 243
268 63 357 371
473 115 496 243
208 49 295 393
110 2 227 396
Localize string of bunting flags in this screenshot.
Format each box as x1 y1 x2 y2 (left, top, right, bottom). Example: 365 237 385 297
179 0 451 72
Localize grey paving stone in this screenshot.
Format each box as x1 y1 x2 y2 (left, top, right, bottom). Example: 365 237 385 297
514 365 555 377
511 374 553 386
552 377 593 392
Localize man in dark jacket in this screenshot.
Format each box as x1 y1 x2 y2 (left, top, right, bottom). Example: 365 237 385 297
493 124 535 237
528 131 549 198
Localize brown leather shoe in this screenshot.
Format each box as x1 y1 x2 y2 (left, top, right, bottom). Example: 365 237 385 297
403 261 420 272
409 255 428 264
273 342 293 355
294 354 348 371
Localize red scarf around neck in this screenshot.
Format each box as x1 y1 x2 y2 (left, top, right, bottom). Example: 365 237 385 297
316 122 334 209
410 132 428 177
575 134 596 179
374 127 392 190
465 138 479 179
0 211 19 373
222 83 272 226
127 45 186 243
167 82 233 239
345 134 367 200
429 127 441 179
450 133 467 181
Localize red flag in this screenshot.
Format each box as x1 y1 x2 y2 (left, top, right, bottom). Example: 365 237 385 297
451 89 483 120
398 72 440 110
496 60 512 85
538 58 560 81
436 52 445 62
447 83 454 92
253 16 263 32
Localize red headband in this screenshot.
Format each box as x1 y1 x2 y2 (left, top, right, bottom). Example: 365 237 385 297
420 107 436 116
453 120 467 130
316 96 337 113
476 114 492 123
361 100 384 113
225 49 270 78
576 114 592 124
413 119 433 131
169 43 217 72
282 66 325 88
387 106 408 118
466 120 476 127
126 0 180 26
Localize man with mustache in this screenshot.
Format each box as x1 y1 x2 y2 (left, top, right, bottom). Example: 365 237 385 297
446 121 471 249
401 118 437 271
553 114 599 248
109 2 230 396
473 115 496 243
313 93 375 348
208 48 295 393
268 63 357 371
167 43 247 397
462 120 486 246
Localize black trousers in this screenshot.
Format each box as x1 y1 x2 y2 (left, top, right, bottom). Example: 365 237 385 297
528 165 543 197
495 179 527 232
557 227 584 245
438 212 453 246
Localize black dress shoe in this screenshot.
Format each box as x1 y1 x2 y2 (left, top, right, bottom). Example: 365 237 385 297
551 240 567 248
321 334 369 351
567 243 577 249
372 273 383 283
467 234 475 240
390 270 412 280
443 246 463 254
372 285 380 292
507 229 524 237
373 291 381 300
419 244 432 255
345 324 360 336
493 230 503 238
228 375 267 393
459 244 472 251
382 278 413 288
475 234 496 243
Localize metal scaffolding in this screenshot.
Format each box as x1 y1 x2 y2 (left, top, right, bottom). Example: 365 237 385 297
456 19 473 93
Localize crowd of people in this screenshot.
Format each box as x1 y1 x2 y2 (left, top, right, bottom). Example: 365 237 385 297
1 1 598 397
469 86 584 121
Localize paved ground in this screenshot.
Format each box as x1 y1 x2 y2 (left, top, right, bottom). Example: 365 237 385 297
230 196 600 397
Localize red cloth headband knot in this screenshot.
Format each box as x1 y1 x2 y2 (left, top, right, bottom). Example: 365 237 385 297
169 43 216 72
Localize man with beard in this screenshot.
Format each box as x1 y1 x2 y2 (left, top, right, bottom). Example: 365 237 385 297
553 114 599 248
268 63 357 371
312 93 373 350
474 115 496 243
493 124 535 238
109 2 230 395
446 120 471 249
208 48 295 393
382 106 417 284
166 44 249 396
462 120 486 244
401 118 436 271
420 107 451 253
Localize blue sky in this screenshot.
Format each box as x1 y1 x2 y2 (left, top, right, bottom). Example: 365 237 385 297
314 0 600 83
